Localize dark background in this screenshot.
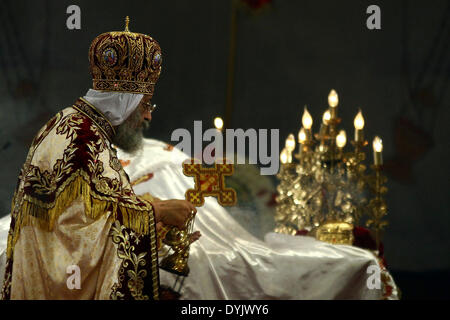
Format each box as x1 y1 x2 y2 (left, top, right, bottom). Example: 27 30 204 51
0 0 448 299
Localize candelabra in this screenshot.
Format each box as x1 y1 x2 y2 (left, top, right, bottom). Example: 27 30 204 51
275 90 388 246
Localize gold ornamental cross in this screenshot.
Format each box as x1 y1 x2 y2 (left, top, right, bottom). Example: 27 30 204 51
183 159 237 207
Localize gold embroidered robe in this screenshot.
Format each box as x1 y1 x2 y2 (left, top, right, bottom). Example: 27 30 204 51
0 98 160 300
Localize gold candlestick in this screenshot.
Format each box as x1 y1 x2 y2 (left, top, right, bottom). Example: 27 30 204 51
354 110 364 143
302 106 313 140
336 130 347 161
319 109 331 138
280 147 289 165
296 128 306 159
285 134 296 163
367 163 388 252
373 136 383 166
328 89 339 119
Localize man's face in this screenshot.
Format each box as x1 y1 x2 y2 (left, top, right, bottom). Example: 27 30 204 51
137 94 153 129
112 94 153 154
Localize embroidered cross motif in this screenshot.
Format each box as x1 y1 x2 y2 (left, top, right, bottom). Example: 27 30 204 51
183 159 237 207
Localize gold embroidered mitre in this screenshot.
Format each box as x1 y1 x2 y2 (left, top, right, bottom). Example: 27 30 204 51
88 16 162 96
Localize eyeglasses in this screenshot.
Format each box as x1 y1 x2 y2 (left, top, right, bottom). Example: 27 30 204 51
141 101 157 113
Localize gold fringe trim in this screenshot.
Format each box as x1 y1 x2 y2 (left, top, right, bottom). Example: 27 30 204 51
7 174 152 259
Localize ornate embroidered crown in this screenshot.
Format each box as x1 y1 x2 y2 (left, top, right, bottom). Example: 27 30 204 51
88 16 162 95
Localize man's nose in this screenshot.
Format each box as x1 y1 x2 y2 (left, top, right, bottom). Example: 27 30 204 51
144 109 152 121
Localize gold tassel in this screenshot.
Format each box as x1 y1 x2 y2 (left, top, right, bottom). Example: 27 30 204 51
7 174 151 259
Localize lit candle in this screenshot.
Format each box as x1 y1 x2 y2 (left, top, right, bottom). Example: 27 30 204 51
319 109 331 137
301 106 313 140
353 110 364 142
328 89 339 119
280 148 288 164
336 130 347 149
285 134 295 163
214 117 224 132
298 127 306 144
372 136 383 165
285 134 296 152
323 109 331 125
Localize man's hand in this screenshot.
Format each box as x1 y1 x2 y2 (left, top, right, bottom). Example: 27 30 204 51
189 231 201 244
152 199 197 229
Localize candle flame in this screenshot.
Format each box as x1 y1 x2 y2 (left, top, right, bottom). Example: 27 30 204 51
302 106 313 129
336 130 347 148
298 128 306 143
285 133 296 152
328 89 339 108
322 110 331 125
214 117 224 130
354 110 364 130
373 136 383 152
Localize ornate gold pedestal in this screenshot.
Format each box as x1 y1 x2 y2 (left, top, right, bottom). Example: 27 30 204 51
316 222 354 245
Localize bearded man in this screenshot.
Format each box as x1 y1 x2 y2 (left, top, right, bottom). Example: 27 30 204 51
0 17 198 300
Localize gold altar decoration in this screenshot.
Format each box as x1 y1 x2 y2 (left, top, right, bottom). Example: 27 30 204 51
183 161 237 207
275 89 388 247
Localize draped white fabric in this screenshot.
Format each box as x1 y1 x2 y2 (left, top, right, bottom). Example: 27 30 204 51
82 89 143 126
0 138 399 299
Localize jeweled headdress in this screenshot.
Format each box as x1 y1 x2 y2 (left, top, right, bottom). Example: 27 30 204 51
88 16 162 95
